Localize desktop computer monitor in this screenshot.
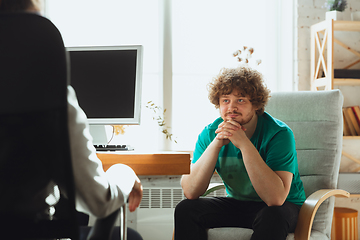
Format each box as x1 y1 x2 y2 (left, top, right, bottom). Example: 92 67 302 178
67 45 143 144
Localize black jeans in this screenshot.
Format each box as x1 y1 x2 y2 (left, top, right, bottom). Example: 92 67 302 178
174 197 301 240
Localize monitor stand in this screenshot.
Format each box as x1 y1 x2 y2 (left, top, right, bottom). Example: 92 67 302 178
89 125 109 145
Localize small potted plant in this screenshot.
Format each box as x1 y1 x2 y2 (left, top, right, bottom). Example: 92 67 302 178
324 0 348 20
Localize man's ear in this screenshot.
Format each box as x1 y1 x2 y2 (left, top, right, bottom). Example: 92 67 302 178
253 104 260 111
253 105 261 115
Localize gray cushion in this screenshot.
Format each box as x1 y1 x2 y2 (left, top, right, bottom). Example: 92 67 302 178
208 228 328 240
207 90 344 240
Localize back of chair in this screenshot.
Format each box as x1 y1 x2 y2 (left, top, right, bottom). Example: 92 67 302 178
0 12 78 239
266 90 343 238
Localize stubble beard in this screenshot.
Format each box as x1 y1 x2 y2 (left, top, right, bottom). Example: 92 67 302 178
224 111 253 126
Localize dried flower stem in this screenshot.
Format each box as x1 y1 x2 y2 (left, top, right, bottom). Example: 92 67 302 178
146 101 177 143
233 46 261 66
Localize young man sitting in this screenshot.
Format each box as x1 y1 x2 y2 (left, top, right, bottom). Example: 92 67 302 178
175 66 305 240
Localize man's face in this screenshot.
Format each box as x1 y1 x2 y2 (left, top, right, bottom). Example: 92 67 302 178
219 90 258 125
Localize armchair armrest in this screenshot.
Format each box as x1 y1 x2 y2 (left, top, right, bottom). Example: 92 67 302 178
294 189 350 240
120 203 127 240
202 183 226 197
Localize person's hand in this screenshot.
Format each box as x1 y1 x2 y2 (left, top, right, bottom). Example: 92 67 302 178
128 176 143 212
213 120 235 147
215 120 246 148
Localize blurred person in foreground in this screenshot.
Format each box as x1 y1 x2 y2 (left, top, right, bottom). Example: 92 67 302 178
0 1 143 239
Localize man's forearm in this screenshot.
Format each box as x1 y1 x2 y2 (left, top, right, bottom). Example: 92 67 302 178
240 141 291 206
181 141 221 199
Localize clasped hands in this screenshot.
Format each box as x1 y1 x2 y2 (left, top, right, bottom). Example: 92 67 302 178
215 119 247 148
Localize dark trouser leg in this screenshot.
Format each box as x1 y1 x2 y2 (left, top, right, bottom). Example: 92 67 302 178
175 197 301 240
250 201 301 240
79 226 143 240
174 197 267 240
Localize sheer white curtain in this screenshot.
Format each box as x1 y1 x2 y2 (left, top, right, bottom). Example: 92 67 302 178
45 0 292 151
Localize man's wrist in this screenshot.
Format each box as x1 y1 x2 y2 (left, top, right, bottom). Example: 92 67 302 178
210 138 224 150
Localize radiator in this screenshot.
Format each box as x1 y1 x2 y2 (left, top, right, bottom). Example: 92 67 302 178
136 186 226 240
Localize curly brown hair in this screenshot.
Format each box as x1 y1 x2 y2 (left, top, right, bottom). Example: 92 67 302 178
207 66 270 115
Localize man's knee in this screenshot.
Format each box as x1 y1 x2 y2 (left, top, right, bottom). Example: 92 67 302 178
254 205 288 227
252 205 291 240
175 198 197 218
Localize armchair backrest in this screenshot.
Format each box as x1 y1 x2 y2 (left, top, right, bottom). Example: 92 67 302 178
265 90 343 238
0 12 78 239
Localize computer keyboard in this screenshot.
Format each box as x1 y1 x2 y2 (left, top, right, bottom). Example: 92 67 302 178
94 144 133 151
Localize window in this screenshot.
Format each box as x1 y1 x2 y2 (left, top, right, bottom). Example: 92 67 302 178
45 0 162 151
170 0 293 151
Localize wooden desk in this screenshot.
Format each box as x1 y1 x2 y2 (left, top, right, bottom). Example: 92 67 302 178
97 151 191 175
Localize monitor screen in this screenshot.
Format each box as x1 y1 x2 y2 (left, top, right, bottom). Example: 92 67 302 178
67 45 143 125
